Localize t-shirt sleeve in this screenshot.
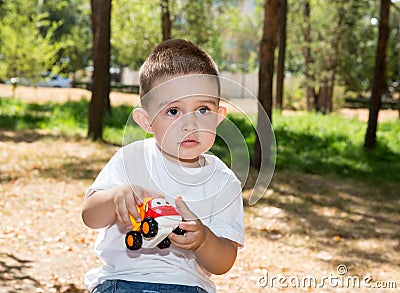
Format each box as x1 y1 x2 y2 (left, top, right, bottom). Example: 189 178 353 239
208 174 244 247
85 148 127 198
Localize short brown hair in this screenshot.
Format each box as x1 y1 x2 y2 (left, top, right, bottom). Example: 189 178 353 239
139 39 219 101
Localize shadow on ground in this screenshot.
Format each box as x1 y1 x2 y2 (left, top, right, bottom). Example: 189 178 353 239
0 252 88 293
0 253 39 286
244 169 400 270
0 130 63 143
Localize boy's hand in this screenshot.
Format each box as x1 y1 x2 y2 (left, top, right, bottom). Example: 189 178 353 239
169 196 209 251
111 184 164 229
168 196 238 275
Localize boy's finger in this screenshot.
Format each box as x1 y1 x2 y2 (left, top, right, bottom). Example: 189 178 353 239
131 188 143 205
175 196 196 221
178 220 197 232
169 233 189 244
125 194 141 222
132 186 164 203
117 200 132 228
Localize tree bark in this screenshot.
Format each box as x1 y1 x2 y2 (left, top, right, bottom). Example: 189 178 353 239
275 0 287 109
161 0 172 41
253 0 280 170
317 79 328 114
397 10 400 118
301 0 315 111
325 3 345 114
327 73 335 113
88 0 111 141
364 0 391 148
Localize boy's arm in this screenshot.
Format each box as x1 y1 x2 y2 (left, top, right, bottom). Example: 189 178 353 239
82 189 117 229
169 197 239 275
82 184 141 229
82 184 164 229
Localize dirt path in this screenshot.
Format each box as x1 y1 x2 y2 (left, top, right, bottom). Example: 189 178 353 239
1 131 399 292
0 84 140 107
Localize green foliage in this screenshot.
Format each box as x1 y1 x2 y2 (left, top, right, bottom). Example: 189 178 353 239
1 0 397 101
0 0 60 81
286 0 387 93
169 0 254 72
111 0 161 69
387 6 400 84
42 0 92 74
214 1 262 72
211 113 256 165
336 0 379 92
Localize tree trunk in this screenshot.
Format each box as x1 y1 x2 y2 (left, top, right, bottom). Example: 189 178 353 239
364 0 391 148
301 0 315 111
275 0 287 110
161 0 172 41
327 76 334 113
317 79 328 114
325 3 344 115
397 10 400 118
253 0 280 170
88 0 111 141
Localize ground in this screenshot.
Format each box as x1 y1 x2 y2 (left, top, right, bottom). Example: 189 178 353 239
0 85 399 292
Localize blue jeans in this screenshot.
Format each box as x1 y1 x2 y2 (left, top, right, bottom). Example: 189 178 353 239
93 280 208 293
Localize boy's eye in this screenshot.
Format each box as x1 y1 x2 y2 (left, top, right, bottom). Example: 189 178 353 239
196 107 209 115
166 108 179 116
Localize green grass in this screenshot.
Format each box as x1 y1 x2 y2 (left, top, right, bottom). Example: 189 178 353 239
0 96 141 143
273 112 400 186
1 97 399 187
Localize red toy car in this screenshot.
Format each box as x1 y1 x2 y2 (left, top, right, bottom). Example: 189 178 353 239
125 197 185 250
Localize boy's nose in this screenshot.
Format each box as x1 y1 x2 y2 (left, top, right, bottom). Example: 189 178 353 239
181 113 197 132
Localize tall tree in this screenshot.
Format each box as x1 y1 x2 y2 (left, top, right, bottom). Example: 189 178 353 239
364 0 391 148
88 0 111 141
300 0 315 110
253 0 280 170
161 0 172 41
315 1 347 114
275 0 287 109
392 2 400 118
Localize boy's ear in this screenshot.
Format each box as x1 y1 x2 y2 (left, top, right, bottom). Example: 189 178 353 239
217 106 227 125
132 108 153 133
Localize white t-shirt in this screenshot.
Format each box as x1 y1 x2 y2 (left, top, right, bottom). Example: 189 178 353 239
84 138 244 292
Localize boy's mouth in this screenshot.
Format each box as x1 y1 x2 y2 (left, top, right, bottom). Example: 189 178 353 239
182 138 197 142
180 138 199 146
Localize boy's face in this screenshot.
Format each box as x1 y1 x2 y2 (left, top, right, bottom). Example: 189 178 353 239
134 75 225 167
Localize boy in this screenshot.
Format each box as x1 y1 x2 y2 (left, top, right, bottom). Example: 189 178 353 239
82 39 244 293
